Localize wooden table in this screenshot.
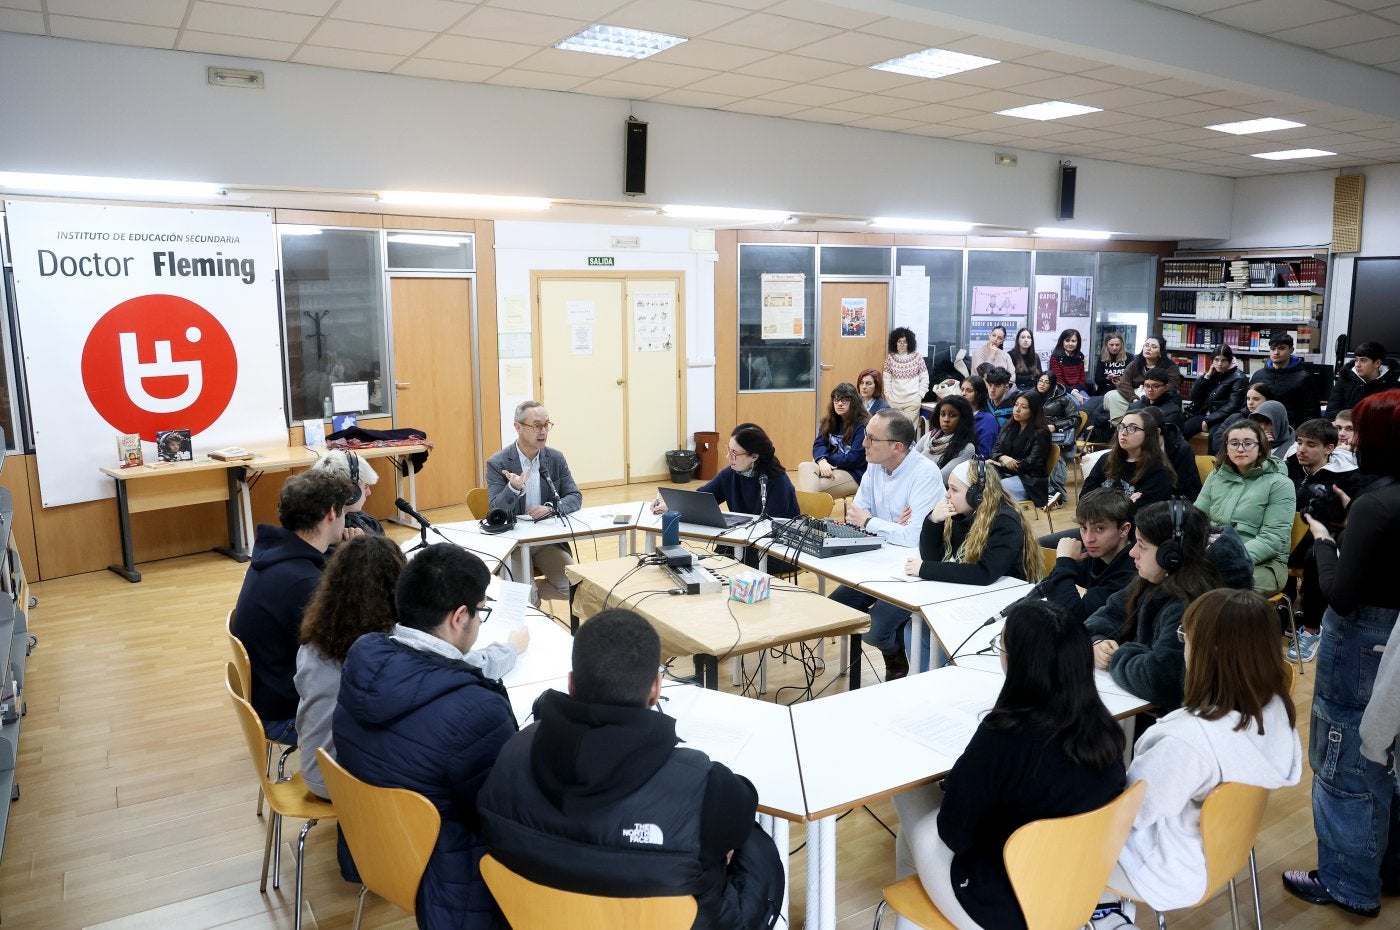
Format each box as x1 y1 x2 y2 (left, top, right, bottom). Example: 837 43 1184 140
100 442 427 582
566 556 870 689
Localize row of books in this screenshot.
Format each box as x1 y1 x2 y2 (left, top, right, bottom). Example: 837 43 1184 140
1163 256 1326 289
1171 352 1315 378
1160 289 1319 320
1162 323 1313 354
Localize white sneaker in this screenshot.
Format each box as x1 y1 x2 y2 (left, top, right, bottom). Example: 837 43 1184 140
1089 903 1137 929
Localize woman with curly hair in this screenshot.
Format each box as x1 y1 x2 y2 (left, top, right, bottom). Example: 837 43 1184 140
884 327 929 421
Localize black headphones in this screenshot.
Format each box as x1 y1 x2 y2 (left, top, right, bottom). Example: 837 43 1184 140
343 452 362 507
964 458 987 511
480 507 517 535
1155 498 1186 574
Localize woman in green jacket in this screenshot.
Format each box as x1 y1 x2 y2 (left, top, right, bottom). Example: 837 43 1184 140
1194 419 1296 595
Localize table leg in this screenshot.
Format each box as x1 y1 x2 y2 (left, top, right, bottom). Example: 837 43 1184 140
847 634 862 689
759 815 791 928
909 611 924 675
106 480 141 583
696 654 719 690
805 816 836 930
616 533 625 558
213 468 250 563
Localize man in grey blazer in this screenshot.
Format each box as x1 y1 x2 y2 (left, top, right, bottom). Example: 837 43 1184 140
485 400 582 603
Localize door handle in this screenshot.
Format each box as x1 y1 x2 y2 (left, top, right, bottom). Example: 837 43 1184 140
617 378 626 385
819 364 834 371
395 381 411 389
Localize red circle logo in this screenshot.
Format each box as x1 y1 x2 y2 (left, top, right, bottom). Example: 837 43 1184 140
81 294 238 440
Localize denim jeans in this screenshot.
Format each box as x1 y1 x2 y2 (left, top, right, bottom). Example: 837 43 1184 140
1001 475 1027 501
263 717 298 747
830 585 909 655
1312 604 1400 910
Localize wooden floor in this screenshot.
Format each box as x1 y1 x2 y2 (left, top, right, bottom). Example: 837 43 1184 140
0 475 1393 929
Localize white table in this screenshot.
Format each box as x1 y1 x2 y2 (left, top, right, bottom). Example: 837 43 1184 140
443 503 640 582
401 521 518 576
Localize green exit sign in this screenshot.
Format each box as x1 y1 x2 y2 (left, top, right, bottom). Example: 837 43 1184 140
587 256 615 267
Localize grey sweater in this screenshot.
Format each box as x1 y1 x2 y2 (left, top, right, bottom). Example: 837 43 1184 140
1361 617 1400 766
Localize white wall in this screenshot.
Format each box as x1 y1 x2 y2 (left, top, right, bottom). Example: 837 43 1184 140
492 222 715 449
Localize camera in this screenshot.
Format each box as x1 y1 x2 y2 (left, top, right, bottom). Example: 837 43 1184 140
1300 482 1346 528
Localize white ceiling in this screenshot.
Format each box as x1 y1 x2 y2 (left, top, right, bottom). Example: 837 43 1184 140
2 0 1399 180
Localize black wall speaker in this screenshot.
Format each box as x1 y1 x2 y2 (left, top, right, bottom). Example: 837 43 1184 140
625 117 648 196
1057 164 1077 221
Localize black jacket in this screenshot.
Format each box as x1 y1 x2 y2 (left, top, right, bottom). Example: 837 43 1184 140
1042 543 1136 622
916 504 1028 584
1128 388 1184 430
231 524 327 721
1189 366 1247 428
1162 423 1202 500
478 690 781 930
991 421 1051 506
1081 454 1175 508
1250 357 1319 427
1326 362 1397 419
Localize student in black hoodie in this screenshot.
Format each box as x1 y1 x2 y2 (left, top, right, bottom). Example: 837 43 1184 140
1327 341 1397 418
478 609 784 930
1185 345 1247 452
1042 489 1138 623
1127 366 1184 429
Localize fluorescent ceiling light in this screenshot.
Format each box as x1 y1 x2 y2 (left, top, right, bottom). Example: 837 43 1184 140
661 204 791 223
278 225 323 236
1035 227 1112 240
386 234 472 247
378 191 551 210
998 101 1101 121
870 217 974 233
870 48 998 80
556 24 686 60
1251 148 1335 160
1206 117 1305 135
0 171 223 198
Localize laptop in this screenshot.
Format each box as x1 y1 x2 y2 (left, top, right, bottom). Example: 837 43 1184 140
657 487 755 529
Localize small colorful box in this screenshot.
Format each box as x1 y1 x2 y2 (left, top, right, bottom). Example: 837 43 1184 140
729 571 771 604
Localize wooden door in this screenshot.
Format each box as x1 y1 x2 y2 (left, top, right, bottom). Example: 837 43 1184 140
818 281 890 403
537 278 627 486
390 277 476 509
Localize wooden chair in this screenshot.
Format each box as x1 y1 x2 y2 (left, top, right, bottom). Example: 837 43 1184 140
226 663 335 930
467 487 490 520
1195 455 1215 489
874 781 1147 930
1189 431 1210 456
228 610 293 817
796 489 835 519
316 749 441 930
1111 782 1270 930
1017 445 1065 531
1040 546 1058 577
480 852 698 929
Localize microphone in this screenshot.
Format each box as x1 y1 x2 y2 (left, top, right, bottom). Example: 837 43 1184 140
394 497 432 527
539 461 562 519
947 613 1003 664
759 474 768 519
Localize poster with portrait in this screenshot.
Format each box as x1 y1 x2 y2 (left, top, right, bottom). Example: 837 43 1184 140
840 297 867 337
1033 275 1095 362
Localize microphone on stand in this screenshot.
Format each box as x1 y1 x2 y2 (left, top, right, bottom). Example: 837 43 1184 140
759 474 769 519
395 497 431 549
539 461 562 520
947 613 1004 664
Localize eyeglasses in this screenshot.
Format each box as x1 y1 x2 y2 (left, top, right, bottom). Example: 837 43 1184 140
475 603 493 624
832 395 854 403
1117 424 1143 435
863 435 898 444
519 420 553 431
726 448 755 459
1177 624 1186 644
1227 440 1259 450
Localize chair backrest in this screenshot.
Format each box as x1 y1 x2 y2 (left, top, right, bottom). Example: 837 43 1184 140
480 853 698 930
317 748 441 917
1004 780 1146 930
796 489 834 519
1076 409 1088 437
1040 547 1057 576
226 611 253 701
467 487 490 520
1045 443 1062 478
225 662 277 793
1197 782 1270 908
1195 454 1215 487
1290 513 1308 552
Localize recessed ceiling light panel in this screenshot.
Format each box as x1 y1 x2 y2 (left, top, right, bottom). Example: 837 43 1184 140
0 171 224 198
870 217 974 232
870 48 998 80
661 204 790 223
997 101 1101 121
1035 227 1112 239
1205 117 1305 135
1251 149 1335 160
378 191 551 210
556 24 686 60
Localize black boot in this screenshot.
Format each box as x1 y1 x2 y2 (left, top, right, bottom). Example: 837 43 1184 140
883 647 909 682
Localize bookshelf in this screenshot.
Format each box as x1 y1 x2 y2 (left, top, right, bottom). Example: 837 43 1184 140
1156 250 1328 380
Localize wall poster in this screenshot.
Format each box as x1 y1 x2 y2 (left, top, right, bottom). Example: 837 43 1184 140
632 290 674 352
840 297 867 337
760 272 805 340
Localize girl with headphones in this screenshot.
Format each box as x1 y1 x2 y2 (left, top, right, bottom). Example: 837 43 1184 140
1084 501 1252 711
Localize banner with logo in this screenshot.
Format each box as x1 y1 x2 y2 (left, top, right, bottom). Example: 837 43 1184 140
5 201 286 507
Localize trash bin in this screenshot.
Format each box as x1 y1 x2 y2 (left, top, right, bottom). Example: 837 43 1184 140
665 449 699 483
695 431 720 480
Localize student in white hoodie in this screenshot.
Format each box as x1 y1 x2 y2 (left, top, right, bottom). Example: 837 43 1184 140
1094 588 1302 927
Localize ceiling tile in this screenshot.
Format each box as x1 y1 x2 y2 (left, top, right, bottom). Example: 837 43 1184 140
0 0 41 10
311 20 437 55
452 6 584 44
788 106 859 124
484 67 588 90
0 8 43 32
292 45 404 71
1270 12 1400 47
1322 116 1394 131
1009 74 1117 98
1077 64 1168 85
940 88 1044 111
1206 0 1354 33
49 15 177 46
879 77 987 104
686 70 791 96
199 0 335 13
606 59 719 86
511 46 630 77
845 114 923 131
484 0 619 17
941 112 1027 131
1189 90 1270 107
396 58 502 82
704 0 777 8
571 78 666 99
735 53 850 82
887 102 984 123
1144 125 1221 142
1120 97 1221 118
947 129 1025 145
786 29 921 65
956 62 1062 90
650 38 773 70
1135 76 1220 96
855 17 968 47
1073 86 1170 109
941 35 1041 60
187 2 318 42
607 0 748 36
1328 33 1400 62
700 12 841 51
808 66 920 93
48 0 187 27
1341 0 1398 12
650 87 743 108
824 92 924 115
179 30 298 58
1011 50 1103 73
903 123 972 138
759 83 859 106
418 34 537 66
721 98 807 116
1035 128 1128 145
331 0 471 32
767 0 879 28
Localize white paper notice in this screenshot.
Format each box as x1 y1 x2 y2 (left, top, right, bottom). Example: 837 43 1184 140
676 714 753 771
330 380 369 414
566 300 596 324
760 273 805 340
498 332 531 359
492 580 531 630
894 274 930 352
632 291 674 352
503 360 530 396
571 325 593 355
501 295 529 332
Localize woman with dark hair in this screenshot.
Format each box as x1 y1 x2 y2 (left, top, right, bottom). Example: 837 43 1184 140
677 422 799 519
798 383 869 498
913 395 977 480
1195 419 1295 595
1099 589 1301 921
884 327 929 421
960 376 999 458
1080 410 1178 506
1084 501 1251 711
893 599 1126 930
990 391 1051 506
1219 381 1272 437
1185 345 1247 453
1009 327 1042 391
1286 389 1400 918
1050 328 1090 402
1036 370 1080 499
1124 335 1181 392
857 367 891 416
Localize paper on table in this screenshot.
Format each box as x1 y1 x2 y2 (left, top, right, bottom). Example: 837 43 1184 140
884 694 990 753
675 714 753 771
493 580 531 630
